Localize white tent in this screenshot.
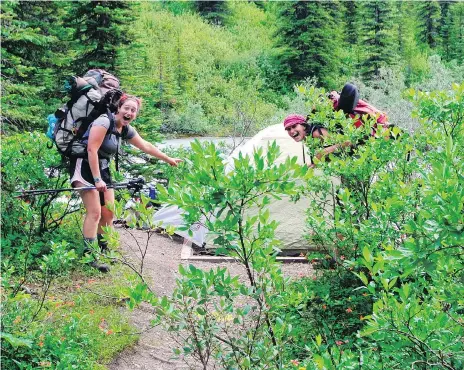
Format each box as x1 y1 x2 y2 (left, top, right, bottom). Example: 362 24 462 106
153 124 339 251
225 124 309 171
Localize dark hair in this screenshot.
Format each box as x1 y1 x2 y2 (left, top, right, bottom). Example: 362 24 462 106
304 111 325 138
305 124 325 138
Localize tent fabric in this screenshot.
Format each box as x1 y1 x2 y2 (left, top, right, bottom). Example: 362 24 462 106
225 124 309 172
223 124 312 251
153 124 339 250
153 205 210 247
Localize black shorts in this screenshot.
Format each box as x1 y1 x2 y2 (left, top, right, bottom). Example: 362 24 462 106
69 157 112 187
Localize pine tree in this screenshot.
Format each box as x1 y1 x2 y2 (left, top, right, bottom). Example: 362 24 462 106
194 1 229 26
344 1 360 44
358 1 397 80
439 1 454 61
417 0 441 50
448 2 464 63
66 0 134 74
395 2 421 60
275 1 341 88
1 1 70 131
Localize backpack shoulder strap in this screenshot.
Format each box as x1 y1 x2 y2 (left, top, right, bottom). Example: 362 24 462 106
121 125 129 139
106 110 123 171
107 109 116 133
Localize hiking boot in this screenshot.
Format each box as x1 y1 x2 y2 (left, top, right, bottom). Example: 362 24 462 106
88 260 110 273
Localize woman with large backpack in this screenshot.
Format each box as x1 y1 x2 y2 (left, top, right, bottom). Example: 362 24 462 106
70 94 182 272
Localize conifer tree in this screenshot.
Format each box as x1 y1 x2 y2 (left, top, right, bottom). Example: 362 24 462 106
1 1 70 131
417 0 441 49
395 2 420 59
447 1 464 63
194 1 229 26
275 1 340 88
358 0 397 80
336 0 362 77
439 1 454 60
343 1 360 44
66 0 134 74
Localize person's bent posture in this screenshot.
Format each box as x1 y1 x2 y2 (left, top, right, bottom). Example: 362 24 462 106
284 83 390 166
69 94 182 272
284 114 349 166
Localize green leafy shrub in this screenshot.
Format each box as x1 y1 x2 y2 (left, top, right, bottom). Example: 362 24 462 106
291 83 464 368
1 269 137 369
1 133 81 265
281 271 372 361
127 141 310 369
111 83 463 369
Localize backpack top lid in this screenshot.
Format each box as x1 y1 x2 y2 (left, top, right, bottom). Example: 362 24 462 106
73 76 94 91
83 69 120 95
337 83 360 114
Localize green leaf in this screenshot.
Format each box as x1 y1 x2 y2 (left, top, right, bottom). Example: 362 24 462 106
0 332 32 348
313 354 325 369
196 307 206 316
362 246 373 264
354 271 368 285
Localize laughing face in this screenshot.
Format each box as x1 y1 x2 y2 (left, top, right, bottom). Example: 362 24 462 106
115 99 138 127
285 123 307 142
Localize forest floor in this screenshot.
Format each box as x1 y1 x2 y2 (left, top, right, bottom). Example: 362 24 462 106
108 227 315 370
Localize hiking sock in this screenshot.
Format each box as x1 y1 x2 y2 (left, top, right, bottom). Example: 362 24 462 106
84 237 110 273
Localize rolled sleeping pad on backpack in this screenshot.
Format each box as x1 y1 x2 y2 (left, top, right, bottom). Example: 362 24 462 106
328 84 390 135
337 83 360 115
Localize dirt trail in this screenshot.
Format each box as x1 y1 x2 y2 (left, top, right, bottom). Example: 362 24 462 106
109 228 314 370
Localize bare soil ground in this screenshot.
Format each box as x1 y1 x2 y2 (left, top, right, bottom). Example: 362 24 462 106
109 227 315 370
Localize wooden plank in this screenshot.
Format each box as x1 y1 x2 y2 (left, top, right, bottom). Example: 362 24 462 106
181 238 193 259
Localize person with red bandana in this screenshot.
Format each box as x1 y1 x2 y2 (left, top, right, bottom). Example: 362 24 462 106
283 113 353 166
284 83 390 166
69 94 182 272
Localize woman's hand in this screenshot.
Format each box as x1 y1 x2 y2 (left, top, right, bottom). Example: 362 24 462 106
128 134 183 167
166 157 182 167
95 180 107 192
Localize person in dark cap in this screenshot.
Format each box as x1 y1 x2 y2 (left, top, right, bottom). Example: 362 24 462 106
284 83 390 166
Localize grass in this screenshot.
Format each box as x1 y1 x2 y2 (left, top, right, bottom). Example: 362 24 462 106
2 264 142 369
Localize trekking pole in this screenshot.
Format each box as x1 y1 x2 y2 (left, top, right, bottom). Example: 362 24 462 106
14 178 145 198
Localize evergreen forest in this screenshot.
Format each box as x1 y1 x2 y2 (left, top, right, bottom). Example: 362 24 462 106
1 1 463 369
